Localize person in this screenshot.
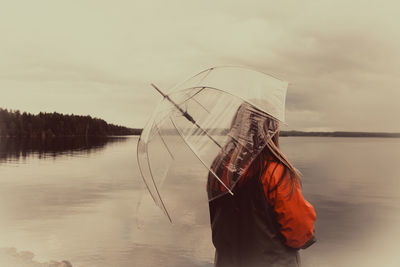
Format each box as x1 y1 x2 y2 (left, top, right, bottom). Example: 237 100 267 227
207 102 316 267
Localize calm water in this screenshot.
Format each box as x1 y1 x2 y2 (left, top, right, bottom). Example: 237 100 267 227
0 136 399 267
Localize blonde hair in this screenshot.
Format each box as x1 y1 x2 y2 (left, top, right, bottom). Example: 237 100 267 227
264 131 301 195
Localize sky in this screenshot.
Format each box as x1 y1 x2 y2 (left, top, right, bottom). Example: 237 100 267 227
0 0 399 132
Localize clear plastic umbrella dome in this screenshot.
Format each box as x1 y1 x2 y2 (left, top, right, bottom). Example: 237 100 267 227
137 66 288 221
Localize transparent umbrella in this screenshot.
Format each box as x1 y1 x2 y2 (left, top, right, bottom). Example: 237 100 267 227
137 66 288 222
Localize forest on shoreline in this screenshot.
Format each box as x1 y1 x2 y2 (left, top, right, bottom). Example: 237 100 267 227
1 108 397 139
0 108 140 138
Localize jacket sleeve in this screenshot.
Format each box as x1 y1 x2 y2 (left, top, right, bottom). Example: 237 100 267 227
261 162 317 249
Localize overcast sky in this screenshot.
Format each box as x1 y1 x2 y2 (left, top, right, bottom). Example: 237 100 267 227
0 0 399 132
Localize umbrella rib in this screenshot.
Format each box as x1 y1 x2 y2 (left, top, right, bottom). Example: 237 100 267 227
154 123 175 160
198 68 213 84
144 139 173 223
136 138 155 203
182 87 210 114
169 115 234 196
137 138 173 222
191 98 210 114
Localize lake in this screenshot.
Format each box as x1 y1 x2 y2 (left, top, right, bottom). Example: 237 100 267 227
0 136 399 267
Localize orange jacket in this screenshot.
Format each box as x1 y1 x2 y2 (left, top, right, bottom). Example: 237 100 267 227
261 160 316 248
208 149 316 249
240 158 316 249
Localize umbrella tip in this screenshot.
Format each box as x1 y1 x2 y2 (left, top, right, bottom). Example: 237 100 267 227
150 83 166 98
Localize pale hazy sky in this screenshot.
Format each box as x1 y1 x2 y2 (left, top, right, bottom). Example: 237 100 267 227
1 0 399 131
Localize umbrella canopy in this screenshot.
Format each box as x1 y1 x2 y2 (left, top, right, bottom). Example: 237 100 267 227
137 66 288 221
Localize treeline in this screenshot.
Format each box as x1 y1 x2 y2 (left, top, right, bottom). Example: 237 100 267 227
0 108 141 138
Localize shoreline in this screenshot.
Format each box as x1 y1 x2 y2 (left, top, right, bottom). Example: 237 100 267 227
1 132 399 138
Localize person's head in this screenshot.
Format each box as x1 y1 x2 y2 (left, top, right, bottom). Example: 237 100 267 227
231 102 300 187
208 102 299 199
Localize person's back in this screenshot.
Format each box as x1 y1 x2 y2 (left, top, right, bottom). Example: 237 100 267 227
209 151 316 267
209 161 298 266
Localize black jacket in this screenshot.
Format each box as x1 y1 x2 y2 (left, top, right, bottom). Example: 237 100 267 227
209 171 300 267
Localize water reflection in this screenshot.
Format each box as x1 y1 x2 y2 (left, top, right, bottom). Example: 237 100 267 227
0 136 142 267
0 136 129 163
0 137 399 267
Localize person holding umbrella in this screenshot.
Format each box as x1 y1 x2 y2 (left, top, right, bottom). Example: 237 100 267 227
208 102 316 267
138 66 316 267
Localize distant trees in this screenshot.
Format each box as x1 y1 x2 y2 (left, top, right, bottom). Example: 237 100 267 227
0 108 141 138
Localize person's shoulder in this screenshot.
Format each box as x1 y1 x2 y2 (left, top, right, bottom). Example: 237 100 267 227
266 156 286 172
261 157 287 182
